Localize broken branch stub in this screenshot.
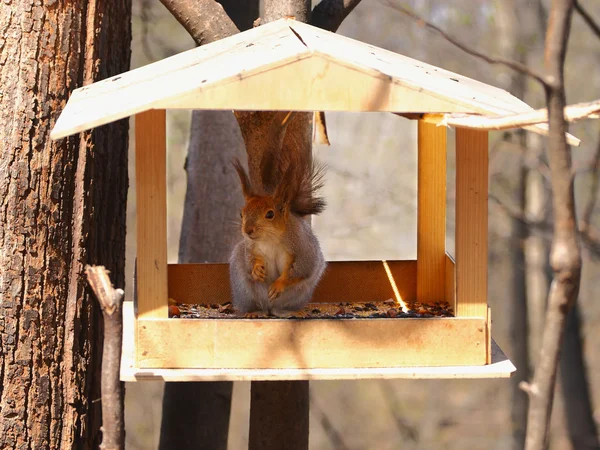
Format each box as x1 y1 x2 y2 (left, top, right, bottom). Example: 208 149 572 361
85 265 125 450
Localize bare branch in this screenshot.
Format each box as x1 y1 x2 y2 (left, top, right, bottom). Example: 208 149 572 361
519 381 539 397
384 1 548 86
310 395 350 450
575 1 600 39
158 0 239 46
491 189 600 259
311 0 363 32
85 266 125 450
525 0 581 448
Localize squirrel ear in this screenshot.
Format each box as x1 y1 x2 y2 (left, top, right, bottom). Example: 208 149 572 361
232 158 253 200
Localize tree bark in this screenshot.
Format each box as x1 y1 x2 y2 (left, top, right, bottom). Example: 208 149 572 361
0 1 131 449
524 1 581 449
249 381 310 450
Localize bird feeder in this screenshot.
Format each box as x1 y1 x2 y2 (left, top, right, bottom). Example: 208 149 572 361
51 19 570 381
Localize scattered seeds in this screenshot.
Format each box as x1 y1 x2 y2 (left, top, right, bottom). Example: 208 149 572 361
174 300 454 319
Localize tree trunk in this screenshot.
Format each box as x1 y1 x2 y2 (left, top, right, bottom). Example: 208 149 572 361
249 381 310 450
0 1 131 449
494 3 531 446
559 304 600 449
157 1 360 448
159 111 247 450
245 3 312 449
158 3 258 450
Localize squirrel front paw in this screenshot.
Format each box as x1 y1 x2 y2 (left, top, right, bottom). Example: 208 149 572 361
251 262 267 282
268 278 287 300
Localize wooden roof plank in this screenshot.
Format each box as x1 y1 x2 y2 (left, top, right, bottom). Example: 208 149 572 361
289 21 532 116
50 18 578 145
51 21 306 139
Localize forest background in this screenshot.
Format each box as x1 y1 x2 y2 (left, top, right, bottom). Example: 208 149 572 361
122 1 600 449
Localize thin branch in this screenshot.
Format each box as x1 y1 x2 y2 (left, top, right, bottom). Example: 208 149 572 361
490 190 600 258
85 266 125 450
310 395 350 450
378 381 419 442
311 0 363 32
575 1 600 39
383 1 548 87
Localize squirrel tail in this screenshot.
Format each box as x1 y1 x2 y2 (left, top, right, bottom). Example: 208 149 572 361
273 150 326 217
290 159 327 216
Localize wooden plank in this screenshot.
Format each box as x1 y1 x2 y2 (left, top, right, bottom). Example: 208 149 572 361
417 121 446 304
135 110 168 319
455 128 488 317
158 54 462 113
168 260 417 305
120 303 514 380
136 316 487 369
49 19 568 143
50 21 307 139
445 253 456 312
487 306 492 364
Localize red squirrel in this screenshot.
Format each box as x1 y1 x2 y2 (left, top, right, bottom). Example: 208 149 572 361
229 133 327 316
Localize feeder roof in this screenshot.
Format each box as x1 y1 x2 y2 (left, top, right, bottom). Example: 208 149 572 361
51 18 571 143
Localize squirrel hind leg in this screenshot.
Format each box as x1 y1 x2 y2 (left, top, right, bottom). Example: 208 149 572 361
231 276 270 314
269 278 317 313
271 257 327 314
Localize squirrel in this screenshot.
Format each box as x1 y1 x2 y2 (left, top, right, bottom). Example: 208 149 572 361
228 123 327 316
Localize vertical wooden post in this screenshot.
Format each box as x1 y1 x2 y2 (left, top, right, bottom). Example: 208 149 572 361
135 109 169 320
455 128 489 317
417 120 447 304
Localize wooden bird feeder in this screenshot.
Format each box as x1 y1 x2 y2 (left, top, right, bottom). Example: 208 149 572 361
51 19 573 381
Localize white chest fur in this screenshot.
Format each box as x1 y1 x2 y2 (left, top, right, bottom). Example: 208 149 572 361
253 239 288 282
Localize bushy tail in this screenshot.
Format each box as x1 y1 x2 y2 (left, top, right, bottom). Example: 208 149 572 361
256 111 327 217
290 159 326 216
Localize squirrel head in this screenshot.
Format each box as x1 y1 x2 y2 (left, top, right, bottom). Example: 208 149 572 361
233 159 291 242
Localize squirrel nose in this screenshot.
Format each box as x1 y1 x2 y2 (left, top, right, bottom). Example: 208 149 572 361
245 226 255 236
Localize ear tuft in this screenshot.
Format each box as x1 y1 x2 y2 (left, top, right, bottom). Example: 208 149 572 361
232 158 253 200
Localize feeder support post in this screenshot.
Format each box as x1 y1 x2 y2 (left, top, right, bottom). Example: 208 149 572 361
417 120 447 305
455 128 489 318
135 109 169 320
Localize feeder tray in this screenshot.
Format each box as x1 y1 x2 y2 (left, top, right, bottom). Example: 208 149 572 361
50 18 574 381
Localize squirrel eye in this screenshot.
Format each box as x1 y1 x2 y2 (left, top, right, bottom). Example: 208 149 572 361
239 211 243 218
265 210 275 219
